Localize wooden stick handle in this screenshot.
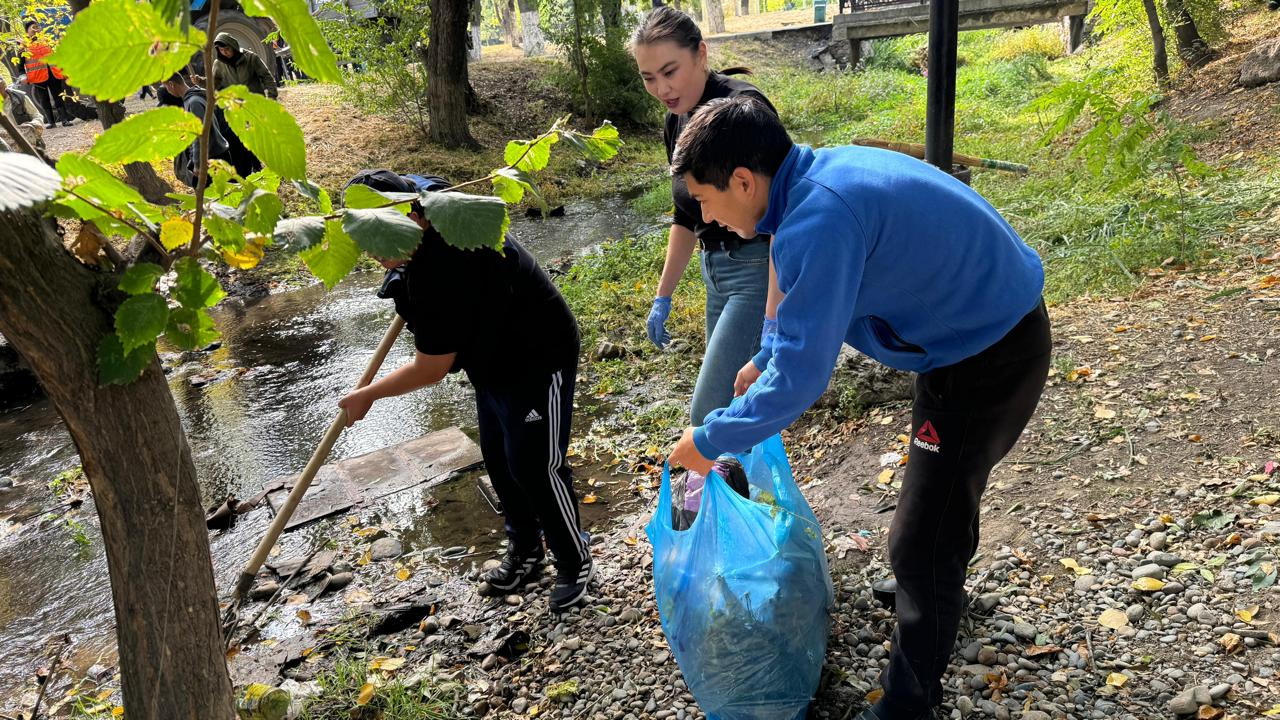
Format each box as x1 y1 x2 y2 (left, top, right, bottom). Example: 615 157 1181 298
850 137 1030 174
233 315 406 600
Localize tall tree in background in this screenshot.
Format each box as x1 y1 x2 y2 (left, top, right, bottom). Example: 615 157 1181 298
702 0 725 33
469 0 483 60
740 0 750 15
602 0 623 34
517 0 546 55
426 0 478 145
1164 0 1211 68
1138 0 1169 84
494 0 522 47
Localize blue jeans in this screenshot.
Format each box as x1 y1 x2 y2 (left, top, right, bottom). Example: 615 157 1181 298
690 241 770 426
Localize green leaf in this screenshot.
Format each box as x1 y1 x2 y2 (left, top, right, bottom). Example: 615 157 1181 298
98 332 152 385
246 169 283 195
151 0 189 27
503 134 558 173
51 197 136 238
1252 564 1277 591
292 179 332 213
205 211 247 251
274 216 327 252
218 86 307 180
491 167 546 214
343 183 416 212
1192 509 1237 530
58 153 147 211
0 152 62 211
241 190 284 235
342 208 422 260
300 220 359 289
559 121 622 163
239 0 342 83
48 0 206 101
416 192 509 252
173 257 226 309
165 307 219 350
115 293 170 353
118 263 165 295
88 107 203 165
1199 568 1215 583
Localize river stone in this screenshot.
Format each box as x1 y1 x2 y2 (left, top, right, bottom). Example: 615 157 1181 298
461 624 484 641
1012 622 1037 641
1074 575 1098 592
1022 712 1050 720
978 647 998 665
1126 604 1145 623
815 347 914 409
512 698 528 713
955 695 974 717
1240 37 1280 88
1149 532 1167 550
0 477 13 490
1209 683 1231 700
370 537 403 561
248 580 279 600
1131 563 1166 580
1148 551 1182 567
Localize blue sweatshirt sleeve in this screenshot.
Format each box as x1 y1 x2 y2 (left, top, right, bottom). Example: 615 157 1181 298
693 190 867 458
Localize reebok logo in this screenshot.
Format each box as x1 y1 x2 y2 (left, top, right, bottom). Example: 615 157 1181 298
524 409 543 423
912 420 941 453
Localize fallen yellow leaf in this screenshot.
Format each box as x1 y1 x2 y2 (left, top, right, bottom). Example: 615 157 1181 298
1059 558 1091 576
1097 608 1130 630
582 494 598 504
1197 706 1224 720
1263 703 1280 716
623 536 638 546
877 468 894 484
112 708 124 718
1250 494 1280 507
159 217 194 251
1131 577 1165 592
396 568 412 581
1094 406 1116 420
1106 672 1129 687
296 609 311 625
357 548 372 566
357 682 376 706
1199 335 1216 342
369 656 405 672
1259 275 1280 289
865 688 884 703
1221 632 1243 654
1236 605 1259 624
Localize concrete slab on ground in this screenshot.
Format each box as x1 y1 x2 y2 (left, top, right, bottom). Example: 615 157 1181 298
264 427 484 530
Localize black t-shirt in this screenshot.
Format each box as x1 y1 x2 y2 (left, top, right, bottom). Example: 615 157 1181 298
663 72 778 247
385 231 579 388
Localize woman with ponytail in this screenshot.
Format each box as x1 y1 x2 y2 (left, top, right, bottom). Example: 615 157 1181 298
629 5 782 434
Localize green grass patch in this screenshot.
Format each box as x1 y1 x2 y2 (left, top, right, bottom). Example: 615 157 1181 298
300 654 464 720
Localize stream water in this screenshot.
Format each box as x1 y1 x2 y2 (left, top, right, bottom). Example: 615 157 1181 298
0 194 666 703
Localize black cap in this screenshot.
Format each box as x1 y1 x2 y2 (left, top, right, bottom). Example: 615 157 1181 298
346 169 450 195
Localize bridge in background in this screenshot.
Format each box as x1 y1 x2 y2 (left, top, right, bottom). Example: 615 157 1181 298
834 0 1088 64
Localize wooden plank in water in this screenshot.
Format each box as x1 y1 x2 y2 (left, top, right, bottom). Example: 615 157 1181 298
264 427 483 530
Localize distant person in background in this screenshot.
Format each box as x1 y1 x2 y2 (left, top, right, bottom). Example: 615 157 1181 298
212 33 278 99
137 83 156 100
22 21 71 128
0 67 45 152
161 72 230 188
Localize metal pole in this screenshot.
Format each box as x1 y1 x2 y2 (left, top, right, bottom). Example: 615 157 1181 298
924 0 958 171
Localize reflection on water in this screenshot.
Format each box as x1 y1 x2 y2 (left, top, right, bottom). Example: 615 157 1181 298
0 193 662 703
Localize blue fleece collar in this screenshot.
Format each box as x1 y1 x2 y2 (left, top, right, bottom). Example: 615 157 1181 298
755 144 802 236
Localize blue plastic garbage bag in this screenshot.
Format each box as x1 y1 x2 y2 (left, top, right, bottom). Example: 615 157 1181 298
646 434 834 720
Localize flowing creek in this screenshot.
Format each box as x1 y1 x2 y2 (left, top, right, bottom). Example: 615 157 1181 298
0 194 666 702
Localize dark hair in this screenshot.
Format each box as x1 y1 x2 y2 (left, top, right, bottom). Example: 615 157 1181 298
629 5 701 53
346 169 450 217
670 95 792 190
24 20 39 31
165 72 187 86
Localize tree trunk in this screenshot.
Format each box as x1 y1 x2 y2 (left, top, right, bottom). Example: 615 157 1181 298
570 0 592 124
0 208 234 719
1139 0 1169 84
740 0 750 15
602 0 623 33
98 100 174 204
515 0 545 56
427 0 479 147
468 0 483 61
1164 0 1211 68
702 0 726 33
494 0 521 48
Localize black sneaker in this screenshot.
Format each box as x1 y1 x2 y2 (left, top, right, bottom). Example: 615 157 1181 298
549 557 594 612
481 546 544 592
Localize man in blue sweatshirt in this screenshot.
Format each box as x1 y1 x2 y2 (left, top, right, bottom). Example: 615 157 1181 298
666 96 1052 720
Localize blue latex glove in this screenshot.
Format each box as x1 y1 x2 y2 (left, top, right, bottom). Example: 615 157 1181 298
761 316 779 347
647 296 672 348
